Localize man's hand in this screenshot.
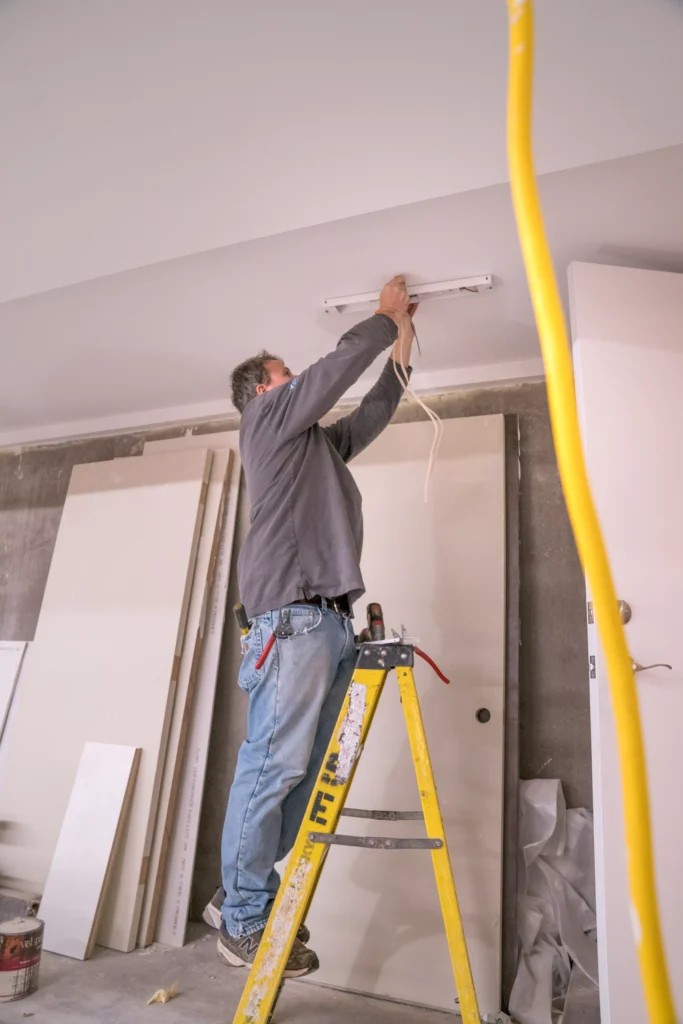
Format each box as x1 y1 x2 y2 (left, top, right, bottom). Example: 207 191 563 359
377 275 412 323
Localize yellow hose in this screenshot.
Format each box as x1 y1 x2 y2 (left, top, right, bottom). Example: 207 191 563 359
505 3 675 1020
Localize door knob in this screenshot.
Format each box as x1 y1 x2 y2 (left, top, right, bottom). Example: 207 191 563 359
632 660 672 674
618 600 632 625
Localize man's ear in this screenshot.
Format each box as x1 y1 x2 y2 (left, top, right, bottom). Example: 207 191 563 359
256 383 267 396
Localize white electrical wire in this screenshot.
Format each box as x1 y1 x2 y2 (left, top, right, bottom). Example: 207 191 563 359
391 312 444 503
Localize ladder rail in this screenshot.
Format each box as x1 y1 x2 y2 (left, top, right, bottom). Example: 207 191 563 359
231 667 387 1024
396 665 481 1024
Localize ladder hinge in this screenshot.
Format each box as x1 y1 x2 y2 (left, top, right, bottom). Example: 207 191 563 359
589 655 596 679
357 642 415 669
587 601 594 624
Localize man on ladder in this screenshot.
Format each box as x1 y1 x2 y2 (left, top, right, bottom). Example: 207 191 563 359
203 275 416 976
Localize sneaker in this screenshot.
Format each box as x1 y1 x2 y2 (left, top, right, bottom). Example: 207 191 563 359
217 922 319 978
201 886 225 930
203 886 310 943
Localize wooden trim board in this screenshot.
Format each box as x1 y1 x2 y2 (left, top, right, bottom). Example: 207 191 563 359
0 642 27 745
136 449 232 946
39 743 141 960
144 431 241 946
0 450 211 953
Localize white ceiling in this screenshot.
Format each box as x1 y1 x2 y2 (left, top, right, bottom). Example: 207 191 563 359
3 144 683 447
2 0 683 302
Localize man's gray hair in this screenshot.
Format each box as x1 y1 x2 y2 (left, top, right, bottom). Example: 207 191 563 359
231 350 280 414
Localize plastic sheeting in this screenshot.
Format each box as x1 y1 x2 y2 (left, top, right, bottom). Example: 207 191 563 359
509 779 598 1024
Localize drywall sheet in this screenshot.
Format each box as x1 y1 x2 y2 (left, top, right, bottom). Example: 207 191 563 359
144 431 241 946
40 742 141 960
0 642 27 744
0 449 210 952
297 416 506 1015
137 448 232 946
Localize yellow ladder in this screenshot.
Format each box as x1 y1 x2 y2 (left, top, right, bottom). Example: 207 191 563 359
232 605 481 1024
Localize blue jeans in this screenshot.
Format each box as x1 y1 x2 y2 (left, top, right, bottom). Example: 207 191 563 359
221 601 357 937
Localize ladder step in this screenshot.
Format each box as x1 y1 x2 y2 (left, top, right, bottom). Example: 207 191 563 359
308 832 443 850
341 808 424 821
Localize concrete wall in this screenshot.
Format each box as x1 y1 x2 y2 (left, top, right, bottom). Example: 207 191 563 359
0 380 589 924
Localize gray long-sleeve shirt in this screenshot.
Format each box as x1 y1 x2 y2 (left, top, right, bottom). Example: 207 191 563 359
237 313 408 618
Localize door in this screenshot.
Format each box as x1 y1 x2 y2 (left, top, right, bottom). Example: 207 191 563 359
295 415 506 1015
570 261 683 1023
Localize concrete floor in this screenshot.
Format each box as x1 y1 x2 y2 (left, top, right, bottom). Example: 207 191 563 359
0 926 456 1024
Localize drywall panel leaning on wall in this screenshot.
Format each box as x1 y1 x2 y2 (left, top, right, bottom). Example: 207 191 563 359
144 431 241 947
39 742 141 960
0 450 210 952
297 416 506 1016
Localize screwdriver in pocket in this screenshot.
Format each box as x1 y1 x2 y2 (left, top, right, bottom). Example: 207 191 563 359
234 603 250 634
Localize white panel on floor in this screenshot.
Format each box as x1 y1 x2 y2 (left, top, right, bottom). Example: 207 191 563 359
40 742 141 960
144 431 241 946
0 450 210 953
570 262 683 1023
0 642 27 745
137 448 232 946
298 416 506 1016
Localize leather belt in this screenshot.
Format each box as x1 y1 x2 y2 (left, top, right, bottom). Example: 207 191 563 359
293 594 351 616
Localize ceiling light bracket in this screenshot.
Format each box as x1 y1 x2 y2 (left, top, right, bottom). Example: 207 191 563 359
322 275 493 315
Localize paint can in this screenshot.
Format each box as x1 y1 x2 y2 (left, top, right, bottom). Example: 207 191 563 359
0 917 44 1002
